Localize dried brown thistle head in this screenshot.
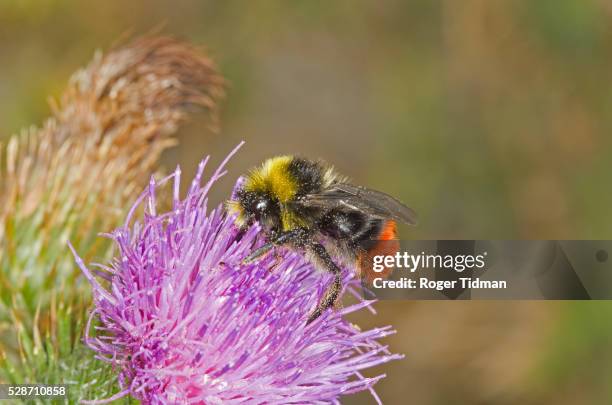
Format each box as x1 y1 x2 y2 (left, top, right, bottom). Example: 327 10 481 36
0 35 224 362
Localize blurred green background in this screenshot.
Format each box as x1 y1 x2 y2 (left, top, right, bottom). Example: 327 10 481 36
1 1 612 403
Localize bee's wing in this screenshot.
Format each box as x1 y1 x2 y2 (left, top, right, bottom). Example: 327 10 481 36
296 183 418 225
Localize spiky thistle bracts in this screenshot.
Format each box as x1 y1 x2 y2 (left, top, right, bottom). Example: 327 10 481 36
71 145 402 404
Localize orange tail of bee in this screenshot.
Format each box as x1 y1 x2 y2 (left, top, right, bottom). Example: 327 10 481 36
358 220 399 284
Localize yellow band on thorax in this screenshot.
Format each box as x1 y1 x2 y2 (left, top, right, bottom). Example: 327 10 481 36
245 156 298 203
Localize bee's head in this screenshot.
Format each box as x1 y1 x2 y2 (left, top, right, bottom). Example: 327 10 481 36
227 156 298 230
227 189 281 229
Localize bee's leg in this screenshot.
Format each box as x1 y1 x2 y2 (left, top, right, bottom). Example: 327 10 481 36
306 242 342 325
243 227 310 264
243 242 275 264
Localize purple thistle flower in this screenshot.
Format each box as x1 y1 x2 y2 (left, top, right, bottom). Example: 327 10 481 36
70 143 402 404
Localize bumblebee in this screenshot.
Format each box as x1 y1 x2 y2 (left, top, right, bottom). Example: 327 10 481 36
227 156 417 324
